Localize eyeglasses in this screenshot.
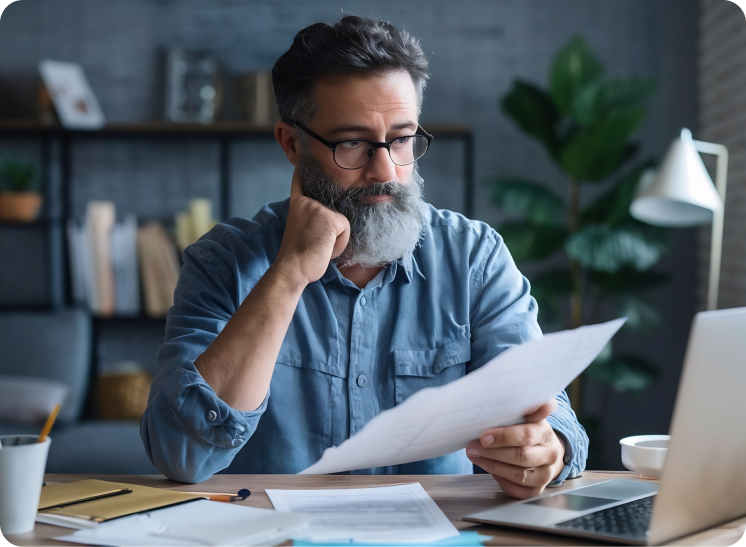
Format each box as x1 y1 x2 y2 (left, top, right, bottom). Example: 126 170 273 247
288 120 433 170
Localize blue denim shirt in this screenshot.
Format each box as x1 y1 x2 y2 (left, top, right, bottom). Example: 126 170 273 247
141 199 588 484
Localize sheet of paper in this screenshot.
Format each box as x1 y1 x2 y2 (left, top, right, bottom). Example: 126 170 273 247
54 499 312 546
292 530 492 546
302 319 625 475
266 483 459 544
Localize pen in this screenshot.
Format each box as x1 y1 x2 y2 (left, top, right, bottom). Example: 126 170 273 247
182 489 251 503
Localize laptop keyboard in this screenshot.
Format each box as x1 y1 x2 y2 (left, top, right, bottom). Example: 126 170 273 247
556 495 655 540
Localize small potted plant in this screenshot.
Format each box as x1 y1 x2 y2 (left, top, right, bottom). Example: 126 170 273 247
0 159 43 222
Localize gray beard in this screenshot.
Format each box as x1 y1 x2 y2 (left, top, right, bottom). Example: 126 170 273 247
299 149 428 269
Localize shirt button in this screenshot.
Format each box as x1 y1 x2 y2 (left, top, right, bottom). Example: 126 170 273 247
360 296 367 306
356 374 368 387
206 410 218 422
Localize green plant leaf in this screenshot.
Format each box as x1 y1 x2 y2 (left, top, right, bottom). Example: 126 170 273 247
585 354 660 396
572 76 657 127
502 81 560 158
527 268 573 333
488 178 566 225
565 222 670 273
531 267 574 298
498 222 568 261
549 36 605 117
559 109 647 182
588 268 670 294
0 159 37 192
614 294 662 332
581 161 655 225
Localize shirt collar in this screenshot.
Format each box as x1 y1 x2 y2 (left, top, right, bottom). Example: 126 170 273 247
399 251 426 283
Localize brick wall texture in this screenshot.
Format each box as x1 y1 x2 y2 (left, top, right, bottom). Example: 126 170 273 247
698 0 746 309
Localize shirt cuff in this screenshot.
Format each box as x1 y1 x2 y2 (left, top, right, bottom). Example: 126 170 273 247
162 363 269 449
547 427 574 487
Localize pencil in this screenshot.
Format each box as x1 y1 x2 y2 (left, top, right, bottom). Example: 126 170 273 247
37 404 61 443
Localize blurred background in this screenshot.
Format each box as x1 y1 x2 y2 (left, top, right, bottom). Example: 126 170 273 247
0 0 743 475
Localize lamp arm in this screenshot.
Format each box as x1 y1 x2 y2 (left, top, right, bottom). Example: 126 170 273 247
692 140 729 311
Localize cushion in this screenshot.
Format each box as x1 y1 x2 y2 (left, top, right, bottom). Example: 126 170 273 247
0 375 70 424
0 309 91 422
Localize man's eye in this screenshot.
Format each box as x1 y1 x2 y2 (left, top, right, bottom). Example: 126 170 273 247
394 136 410 145
340 140 362 148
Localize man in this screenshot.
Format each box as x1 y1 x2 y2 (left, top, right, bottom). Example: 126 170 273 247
141 15 588 499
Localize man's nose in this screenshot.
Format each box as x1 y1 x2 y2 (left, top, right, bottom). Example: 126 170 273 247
364 147 398 183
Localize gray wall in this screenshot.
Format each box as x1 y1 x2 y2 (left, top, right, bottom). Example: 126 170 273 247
0 0 701 469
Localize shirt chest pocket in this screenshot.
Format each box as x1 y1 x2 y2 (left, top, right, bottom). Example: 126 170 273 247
392 338 471 405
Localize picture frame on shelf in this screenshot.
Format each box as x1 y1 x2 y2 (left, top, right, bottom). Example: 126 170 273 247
165 49 221 124
38 60 105 130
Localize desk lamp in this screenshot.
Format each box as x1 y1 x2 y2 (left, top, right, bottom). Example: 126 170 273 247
630 128 728 310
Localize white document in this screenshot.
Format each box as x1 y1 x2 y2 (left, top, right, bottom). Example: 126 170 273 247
266 483 458 544
302 319 625 475
53 499 312 546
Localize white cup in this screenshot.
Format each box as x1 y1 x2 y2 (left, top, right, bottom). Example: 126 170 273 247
0 435 51 536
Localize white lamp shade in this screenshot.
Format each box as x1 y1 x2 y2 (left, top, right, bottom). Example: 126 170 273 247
630 129 723 227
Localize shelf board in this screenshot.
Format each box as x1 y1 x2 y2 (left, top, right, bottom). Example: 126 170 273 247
93 314 167 323
0 120 472 137
0 219 52 228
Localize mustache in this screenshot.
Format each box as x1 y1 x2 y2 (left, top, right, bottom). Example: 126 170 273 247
305 180 405 214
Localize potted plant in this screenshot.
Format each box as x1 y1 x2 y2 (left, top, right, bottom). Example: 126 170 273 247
0 159 43 222
489 36 670 467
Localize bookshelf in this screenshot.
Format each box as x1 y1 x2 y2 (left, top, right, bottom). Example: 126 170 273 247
0 120 475 309
0 120 475 409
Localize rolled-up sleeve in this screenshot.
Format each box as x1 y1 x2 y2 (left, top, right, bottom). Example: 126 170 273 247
546 390 588 486
468 228 588 486
140 235 270 483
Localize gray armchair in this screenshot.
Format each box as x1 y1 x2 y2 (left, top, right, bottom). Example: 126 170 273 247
0 309 159 474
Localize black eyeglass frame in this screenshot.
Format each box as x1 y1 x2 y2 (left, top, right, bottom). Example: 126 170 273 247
287 120 434 170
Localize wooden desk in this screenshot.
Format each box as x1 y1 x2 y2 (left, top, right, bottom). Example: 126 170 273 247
7 472 745 546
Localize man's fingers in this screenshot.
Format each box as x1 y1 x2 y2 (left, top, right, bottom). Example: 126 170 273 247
467 444 556 468
466 455 549 488
331 215 351 259
524 400 557 423
290 167 303 198
492 474 546 500
478 421 553 449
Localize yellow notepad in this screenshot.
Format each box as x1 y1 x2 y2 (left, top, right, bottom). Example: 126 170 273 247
39 480 131 510
38 479 203 525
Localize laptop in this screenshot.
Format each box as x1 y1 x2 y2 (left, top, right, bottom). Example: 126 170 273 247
464 307 746 545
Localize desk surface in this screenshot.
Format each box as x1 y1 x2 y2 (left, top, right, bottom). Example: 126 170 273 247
7 471 745 546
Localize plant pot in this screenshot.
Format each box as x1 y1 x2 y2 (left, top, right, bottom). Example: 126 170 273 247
0 191 43 222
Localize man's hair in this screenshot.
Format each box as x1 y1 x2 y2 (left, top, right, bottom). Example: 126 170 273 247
272 15 429 127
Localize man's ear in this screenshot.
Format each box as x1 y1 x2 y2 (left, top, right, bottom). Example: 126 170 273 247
274 121 302 167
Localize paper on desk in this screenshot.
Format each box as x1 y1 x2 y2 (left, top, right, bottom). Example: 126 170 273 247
292 530 492 546
53 499 312 546
267 483 458 544
302 318 625 475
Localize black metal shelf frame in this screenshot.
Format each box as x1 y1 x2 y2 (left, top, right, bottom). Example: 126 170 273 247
0 123 475 311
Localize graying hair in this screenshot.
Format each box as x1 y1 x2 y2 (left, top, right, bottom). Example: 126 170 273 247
272 15 429 127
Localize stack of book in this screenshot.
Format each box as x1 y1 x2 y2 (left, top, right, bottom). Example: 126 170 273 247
67 201 181 318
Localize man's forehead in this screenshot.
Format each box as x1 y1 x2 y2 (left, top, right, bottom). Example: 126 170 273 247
311 71 419 133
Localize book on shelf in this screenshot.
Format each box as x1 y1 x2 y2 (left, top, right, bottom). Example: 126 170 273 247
137 222 180 317
67 202 181 318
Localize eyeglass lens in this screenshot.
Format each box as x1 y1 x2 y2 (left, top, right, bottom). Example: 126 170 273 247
334 136 429 169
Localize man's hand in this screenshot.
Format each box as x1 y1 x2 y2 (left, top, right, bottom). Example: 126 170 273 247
274 168 351 287
466 400 566 499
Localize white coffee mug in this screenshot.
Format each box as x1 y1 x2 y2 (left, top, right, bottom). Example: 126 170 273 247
0 435 51 536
